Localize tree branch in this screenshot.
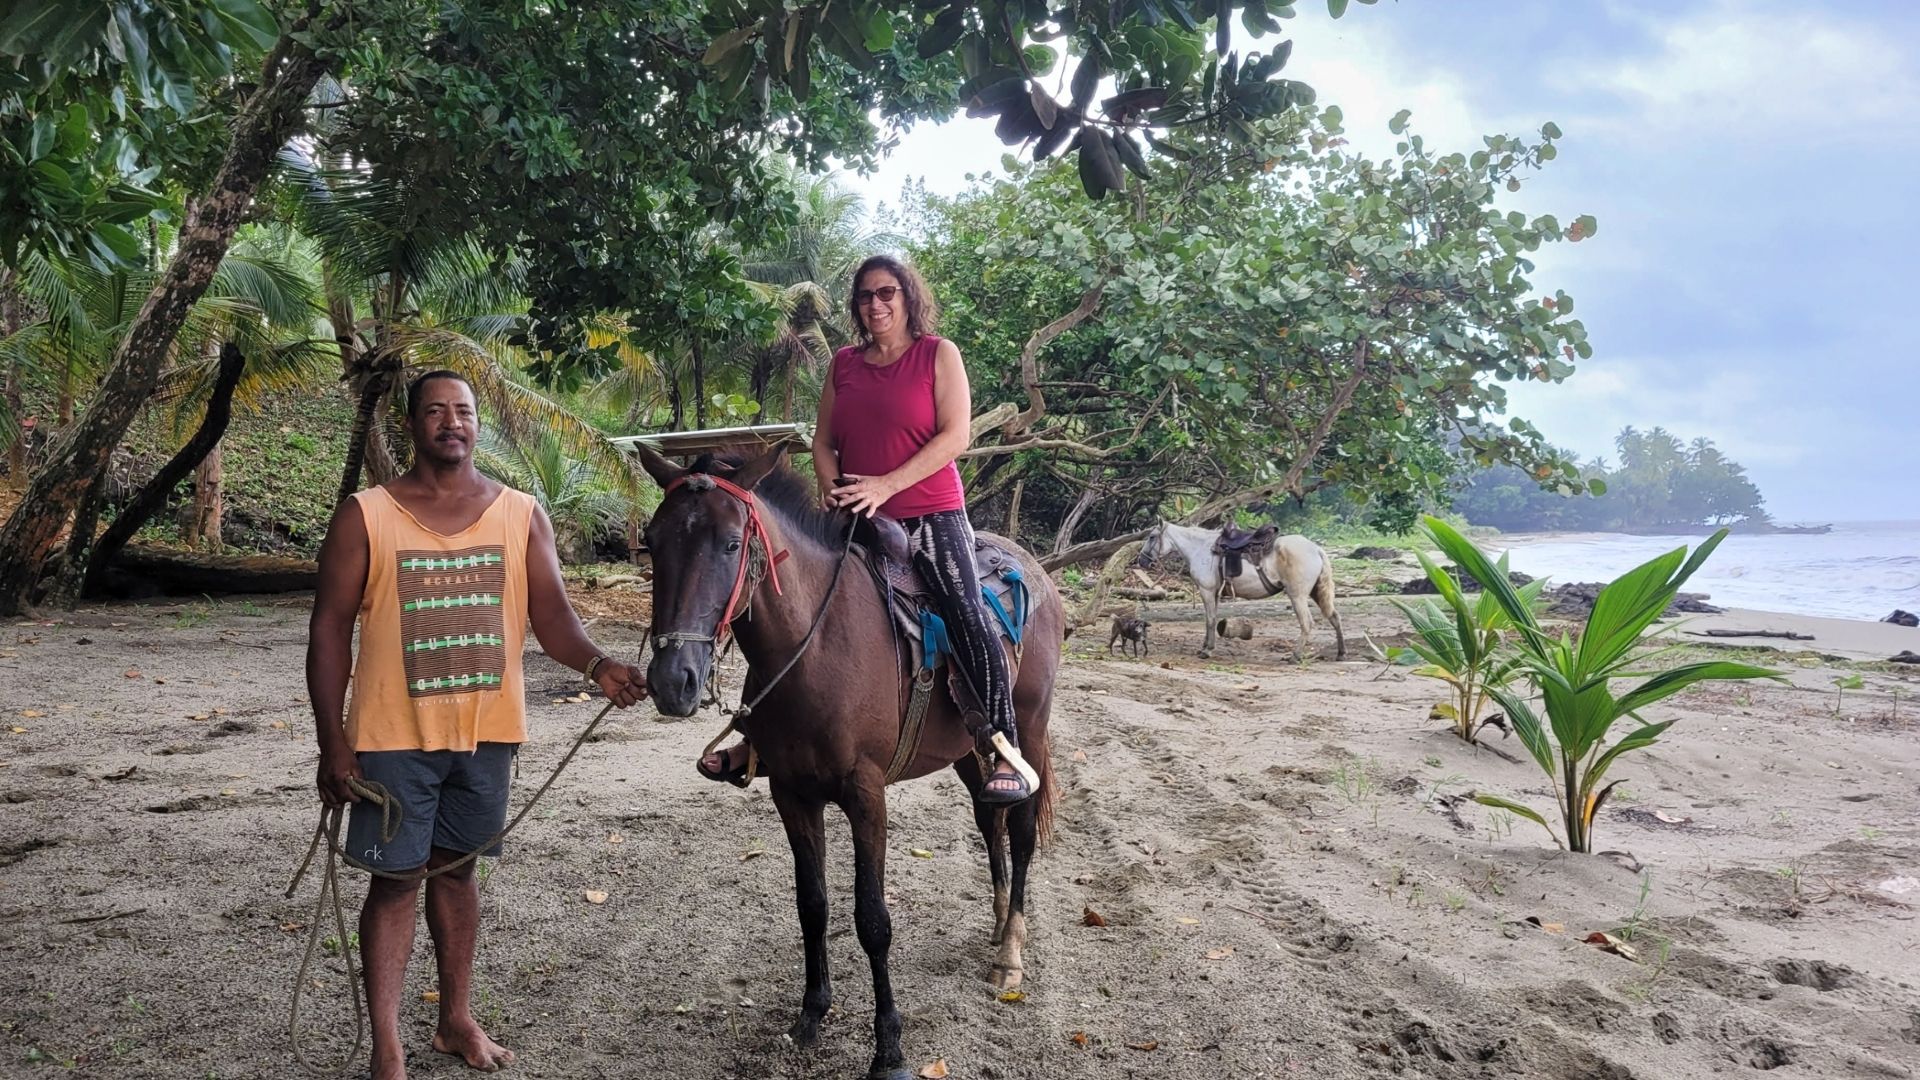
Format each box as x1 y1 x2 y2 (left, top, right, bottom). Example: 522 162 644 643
1006 274 1111 439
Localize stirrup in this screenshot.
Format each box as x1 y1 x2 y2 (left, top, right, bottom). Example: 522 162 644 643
977 732 1039 804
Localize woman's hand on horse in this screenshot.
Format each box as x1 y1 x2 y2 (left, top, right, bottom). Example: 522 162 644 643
316 743 363 808
594 661 649 708
831 474 898 518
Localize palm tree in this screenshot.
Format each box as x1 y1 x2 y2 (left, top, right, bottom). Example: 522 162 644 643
473 428 627 563
0 225 326 597
275 149 645 504
738 163 901 419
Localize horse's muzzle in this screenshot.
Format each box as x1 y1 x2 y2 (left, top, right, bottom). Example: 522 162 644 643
647 643 712 717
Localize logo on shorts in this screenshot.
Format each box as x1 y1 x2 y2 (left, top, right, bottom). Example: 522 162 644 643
363 843 384 863
396 546 508 698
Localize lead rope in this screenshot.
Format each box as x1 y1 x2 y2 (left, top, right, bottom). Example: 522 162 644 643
285 698 619 1076
698 516 859 779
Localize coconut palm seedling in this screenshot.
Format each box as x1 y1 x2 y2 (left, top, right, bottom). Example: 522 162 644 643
1421 517 1782 854
1831 673 1864 715
1393 542 1547 745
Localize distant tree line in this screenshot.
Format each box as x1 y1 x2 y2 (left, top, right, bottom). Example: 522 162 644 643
1454 426 1768 532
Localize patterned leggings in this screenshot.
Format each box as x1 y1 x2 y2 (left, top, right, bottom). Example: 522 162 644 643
900 509 1017 746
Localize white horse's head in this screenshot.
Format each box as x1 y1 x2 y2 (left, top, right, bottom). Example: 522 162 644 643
1136 520 1169 567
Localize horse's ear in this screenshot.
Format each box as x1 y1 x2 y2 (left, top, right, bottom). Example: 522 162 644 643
732 445 788 492
634 443 686 490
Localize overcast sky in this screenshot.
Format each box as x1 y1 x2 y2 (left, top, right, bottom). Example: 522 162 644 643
843 0 1919 523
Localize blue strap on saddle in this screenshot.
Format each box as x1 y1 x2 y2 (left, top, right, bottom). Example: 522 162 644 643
919 608 951 671
980 567 1030 646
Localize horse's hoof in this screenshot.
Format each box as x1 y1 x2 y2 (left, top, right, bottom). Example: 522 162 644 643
787 1017 821 1048
988 963 1024 991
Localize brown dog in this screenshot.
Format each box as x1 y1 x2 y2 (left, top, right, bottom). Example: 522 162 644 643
1107 615 1150 658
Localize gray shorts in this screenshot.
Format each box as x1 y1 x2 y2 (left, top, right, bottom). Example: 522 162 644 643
344 743 516 872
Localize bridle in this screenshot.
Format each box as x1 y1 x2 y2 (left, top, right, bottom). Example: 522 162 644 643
649 471 787 653
648 470 856 722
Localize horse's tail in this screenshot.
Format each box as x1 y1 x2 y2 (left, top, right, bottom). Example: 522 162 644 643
1312 543 1337 611
1033 740 1060 846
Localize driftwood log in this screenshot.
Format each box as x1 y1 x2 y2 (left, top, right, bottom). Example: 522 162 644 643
92 544 317 598
1686 628 1814 641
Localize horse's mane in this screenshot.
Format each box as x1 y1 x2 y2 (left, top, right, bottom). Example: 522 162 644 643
688 451 848 553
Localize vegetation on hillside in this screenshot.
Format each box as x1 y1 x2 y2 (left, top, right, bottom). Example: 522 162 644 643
1455 427 1770 532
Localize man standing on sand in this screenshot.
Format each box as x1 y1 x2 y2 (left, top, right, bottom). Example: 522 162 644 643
307 369 648 1078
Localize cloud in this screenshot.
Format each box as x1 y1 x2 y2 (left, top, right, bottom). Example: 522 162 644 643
1575 1 1919 141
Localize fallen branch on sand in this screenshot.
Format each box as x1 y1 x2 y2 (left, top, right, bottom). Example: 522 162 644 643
1686 629 1814 641
59 907 146 925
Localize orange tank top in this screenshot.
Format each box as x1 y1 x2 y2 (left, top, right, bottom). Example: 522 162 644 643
345 485 535 752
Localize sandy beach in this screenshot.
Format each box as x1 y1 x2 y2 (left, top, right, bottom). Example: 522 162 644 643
2 584 1918 1080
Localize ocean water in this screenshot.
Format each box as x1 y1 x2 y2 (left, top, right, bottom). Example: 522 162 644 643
1491 521 1920 621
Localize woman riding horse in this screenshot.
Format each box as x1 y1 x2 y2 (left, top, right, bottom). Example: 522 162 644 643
697 253 1033 803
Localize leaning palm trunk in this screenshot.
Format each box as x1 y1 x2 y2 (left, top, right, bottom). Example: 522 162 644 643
80 343 250 598
336 360 396 503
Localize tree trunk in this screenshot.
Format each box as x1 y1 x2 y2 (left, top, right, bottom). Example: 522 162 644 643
691 337 708 430
1004 480 1024 542
750 352 772 414
363 383 400 484
1053 466 1104 554
187 339 225 550
43 458 113 608
336 367 394 504
2 364 21 490
82 343 249 597
0 30 332 616
667 374 685 431
2 268 23 490
190 438 224 549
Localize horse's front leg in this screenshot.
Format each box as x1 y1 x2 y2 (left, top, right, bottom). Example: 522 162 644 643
843 780 909 1080
772 784 832 1047
1199 584 1220 659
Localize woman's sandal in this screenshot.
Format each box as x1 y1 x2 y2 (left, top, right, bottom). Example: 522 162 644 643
977 763 1032 805
696 742 754 788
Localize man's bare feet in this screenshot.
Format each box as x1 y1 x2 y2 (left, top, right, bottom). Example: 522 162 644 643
370 1043 408 1080
433 1016 516 1072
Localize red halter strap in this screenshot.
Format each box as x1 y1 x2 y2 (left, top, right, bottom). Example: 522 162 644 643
663 472 786 644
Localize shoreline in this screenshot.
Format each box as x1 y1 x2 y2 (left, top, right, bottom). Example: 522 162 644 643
1658 606 1920 663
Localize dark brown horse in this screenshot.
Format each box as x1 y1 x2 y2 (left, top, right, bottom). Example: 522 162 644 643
636 445 1062 1080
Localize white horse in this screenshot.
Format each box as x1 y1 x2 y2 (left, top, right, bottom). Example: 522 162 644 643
1139 520 1345 662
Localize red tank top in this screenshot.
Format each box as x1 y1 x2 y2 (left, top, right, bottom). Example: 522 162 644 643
829 335 966 518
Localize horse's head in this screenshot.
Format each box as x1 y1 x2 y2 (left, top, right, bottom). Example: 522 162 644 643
1135 521 1167 568
636 444 788 716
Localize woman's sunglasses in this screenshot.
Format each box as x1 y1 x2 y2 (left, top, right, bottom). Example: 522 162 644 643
853 285 901 306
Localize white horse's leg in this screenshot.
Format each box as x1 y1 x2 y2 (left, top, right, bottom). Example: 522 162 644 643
1198 577 1219 659
1291 582 1313 662
1312 555 1344 659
